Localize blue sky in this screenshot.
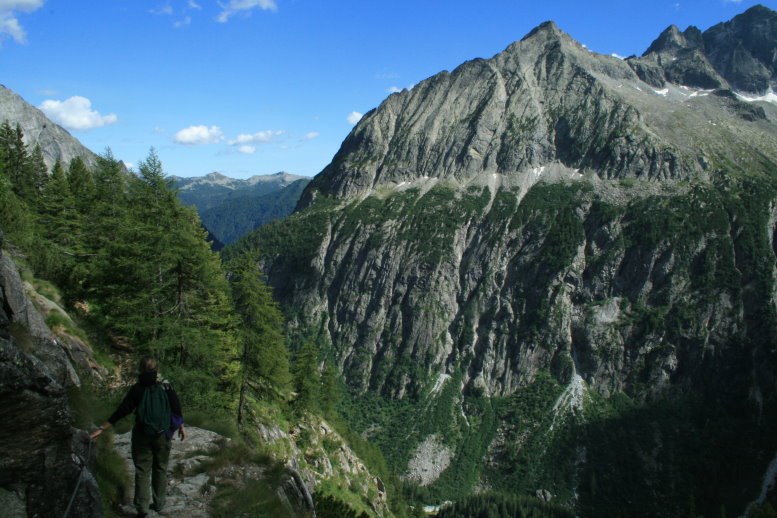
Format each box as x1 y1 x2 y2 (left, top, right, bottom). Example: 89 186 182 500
1 0 774 179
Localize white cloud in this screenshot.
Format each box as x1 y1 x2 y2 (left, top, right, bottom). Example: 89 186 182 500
302 132 319 140
227 130 283 145
174 16 191 27
611 53 625 60
150 3 173 15
188 0 202 8
347 111 363 125
122 161 135 170
217 0 277 23
0 0 43 44
174 125 224 145
387 86 402 94
38 96 118 131
237 145 255 154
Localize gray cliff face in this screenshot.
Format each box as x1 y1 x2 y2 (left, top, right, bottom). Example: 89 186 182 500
0 235 101 518
628 5 777 95
0 85 98 171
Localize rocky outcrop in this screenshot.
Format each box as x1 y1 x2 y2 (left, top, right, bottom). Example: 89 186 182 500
0 85 98 171
627 5 777 95
108 420 388 517
0 233 102 517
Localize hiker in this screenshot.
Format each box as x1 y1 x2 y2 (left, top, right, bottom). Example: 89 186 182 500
90 356 185 518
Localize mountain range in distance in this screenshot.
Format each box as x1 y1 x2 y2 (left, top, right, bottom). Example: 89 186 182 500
171 171 311 246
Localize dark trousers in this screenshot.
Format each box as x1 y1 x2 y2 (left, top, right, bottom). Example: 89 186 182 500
131 427 172 513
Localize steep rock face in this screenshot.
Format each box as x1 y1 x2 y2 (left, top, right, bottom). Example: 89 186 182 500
703 4 777 94
0 85 98 171
628 5 777 95
0 234 101 518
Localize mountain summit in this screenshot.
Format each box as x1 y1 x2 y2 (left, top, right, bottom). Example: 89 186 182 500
300 10 776 209
631 4 777 93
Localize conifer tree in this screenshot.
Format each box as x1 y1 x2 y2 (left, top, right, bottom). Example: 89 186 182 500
37 160 81 280
67 156 95 211
229 254 290 424
293 338 320 411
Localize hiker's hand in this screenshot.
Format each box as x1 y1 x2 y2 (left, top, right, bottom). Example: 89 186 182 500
90 422 110 440
178 424 186 441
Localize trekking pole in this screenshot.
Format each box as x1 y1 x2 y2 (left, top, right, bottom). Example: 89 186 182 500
61 436 93 518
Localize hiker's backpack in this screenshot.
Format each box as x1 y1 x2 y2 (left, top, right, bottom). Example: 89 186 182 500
138 382 172 436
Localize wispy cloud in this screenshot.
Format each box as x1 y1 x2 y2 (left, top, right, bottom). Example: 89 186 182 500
188 0 201 8
375 69 399 80
227 130 284 145
237 145 255 154
301 132 319 140
174 16 191 27
347 111 363 125
38 96 118 130
150 3 173 15
0 0 44 44
611 53 625 60
217 0 277 23
386 86 402 94
173 125 224 145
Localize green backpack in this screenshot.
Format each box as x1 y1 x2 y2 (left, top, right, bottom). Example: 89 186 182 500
138 382 171 436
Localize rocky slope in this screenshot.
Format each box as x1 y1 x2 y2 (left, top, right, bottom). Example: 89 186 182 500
0 85 99 171
231 8 777 517
0 231 103 518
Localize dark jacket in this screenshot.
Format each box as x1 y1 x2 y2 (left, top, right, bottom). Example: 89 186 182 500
108 371 182 427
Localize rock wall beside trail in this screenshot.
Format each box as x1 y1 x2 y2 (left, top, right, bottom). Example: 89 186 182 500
0 233 102 518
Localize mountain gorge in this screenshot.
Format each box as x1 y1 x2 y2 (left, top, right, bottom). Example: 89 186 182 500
228 6 777 517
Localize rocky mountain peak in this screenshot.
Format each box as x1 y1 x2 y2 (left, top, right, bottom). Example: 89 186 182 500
632 4 777 94
645 25 691 55
300 16 733 207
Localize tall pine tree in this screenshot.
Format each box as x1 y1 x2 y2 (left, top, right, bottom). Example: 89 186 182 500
229 254 290 424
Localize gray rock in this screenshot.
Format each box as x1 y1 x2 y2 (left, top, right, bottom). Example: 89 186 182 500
0 338 101 518
0 486 26 518
635 5 777 95
0 85 98 171
0 251 79 387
